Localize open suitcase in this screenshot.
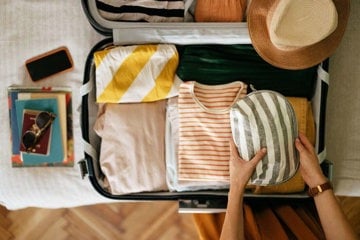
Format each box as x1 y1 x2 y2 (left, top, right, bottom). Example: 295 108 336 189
79 0 332 213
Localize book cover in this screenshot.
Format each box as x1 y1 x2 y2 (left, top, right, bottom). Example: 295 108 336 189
15 98 64 166
19 110 52 155
7 85 74 167
8 90 21 159
18 93 68 162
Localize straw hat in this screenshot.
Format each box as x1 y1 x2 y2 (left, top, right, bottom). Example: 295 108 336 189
247 0 350 70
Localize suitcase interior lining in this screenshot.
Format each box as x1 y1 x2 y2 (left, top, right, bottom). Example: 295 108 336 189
81 38 330 200
80 1 330 200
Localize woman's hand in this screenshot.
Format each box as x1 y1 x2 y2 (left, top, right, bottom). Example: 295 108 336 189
220 140 267 240
229 140 267 192
295 133 327 188
295 133 358 240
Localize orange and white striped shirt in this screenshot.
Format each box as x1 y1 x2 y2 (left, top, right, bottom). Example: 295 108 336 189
178 81 247 182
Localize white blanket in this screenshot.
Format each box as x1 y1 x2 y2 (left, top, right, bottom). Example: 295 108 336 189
0 0 115 210
0 0 359 210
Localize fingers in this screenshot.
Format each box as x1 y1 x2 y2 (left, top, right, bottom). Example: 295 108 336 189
299 133 313 151
229 139 266 169
295 133 315 154
295 137 305 153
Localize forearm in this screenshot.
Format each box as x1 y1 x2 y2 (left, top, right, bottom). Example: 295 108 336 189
221 141 266 240
314 189 357 240
295 134 357 239
220 188 244 240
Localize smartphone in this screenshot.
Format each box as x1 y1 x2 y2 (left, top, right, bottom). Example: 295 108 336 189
25 46 73 81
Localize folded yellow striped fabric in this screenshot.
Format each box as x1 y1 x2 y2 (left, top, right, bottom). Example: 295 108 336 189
94 44 181 103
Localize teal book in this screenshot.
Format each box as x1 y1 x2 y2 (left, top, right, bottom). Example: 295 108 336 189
15 98 64 166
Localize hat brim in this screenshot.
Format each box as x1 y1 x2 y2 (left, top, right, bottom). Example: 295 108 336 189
247 0 350 70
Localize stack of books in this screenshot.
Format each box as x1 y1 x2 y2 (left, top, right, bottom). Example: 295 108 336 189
8 85 74 167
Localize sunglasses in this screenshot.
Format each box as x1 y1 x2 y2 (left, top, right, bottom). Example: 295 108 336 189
21 111 56 152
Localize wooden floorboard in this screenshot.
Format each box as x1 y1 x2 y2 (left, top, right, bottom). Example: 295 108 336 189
0 197 359 240
338 196 360 236
0 201 198 240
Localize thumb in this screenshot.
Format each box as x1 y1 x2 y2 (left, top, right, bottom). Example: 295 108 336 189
250 148 267 166
229 139 240 160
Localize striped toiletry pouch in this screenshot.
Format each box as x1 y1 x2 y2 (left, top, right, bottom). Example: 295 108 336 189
230 90 299 186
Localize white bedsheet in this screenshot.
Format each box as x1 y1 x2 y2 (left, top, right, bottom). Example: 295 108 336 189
0 0 115 210
0 1 359 210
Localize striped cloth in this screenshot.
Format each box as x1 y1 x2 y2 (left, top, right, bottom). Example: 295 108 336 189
178 81 247 182
94 44 182 103
230 91 299 186
253 98 315 193
96 0 185 22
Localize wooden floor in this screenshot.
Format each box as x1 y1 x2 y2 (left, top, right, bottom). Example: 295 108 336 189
0 197 359 240
0 201 198 240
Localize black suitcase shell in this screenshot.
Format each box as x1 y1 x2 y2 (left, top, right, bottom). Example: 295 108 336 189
80 0 332 210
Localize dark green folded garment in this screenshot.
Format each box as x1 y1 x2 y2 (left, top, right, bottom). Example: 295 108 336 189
176 45 318 99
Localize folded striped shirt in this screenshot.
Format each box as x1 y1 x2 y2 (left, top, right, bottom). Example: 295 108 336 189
96 0 185 22
94 44 182 103
178 81 247 182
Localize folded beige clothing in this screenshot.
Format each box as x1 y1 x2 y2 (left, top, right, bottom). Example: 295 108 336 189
94 101 168 195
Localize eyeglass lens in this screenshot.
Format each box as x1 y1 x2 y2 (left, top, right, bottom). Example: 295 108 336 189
36 112 53 129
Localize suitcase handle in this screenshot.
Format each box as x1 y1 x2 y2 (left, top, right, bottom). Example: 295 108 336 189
178 199 227 213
